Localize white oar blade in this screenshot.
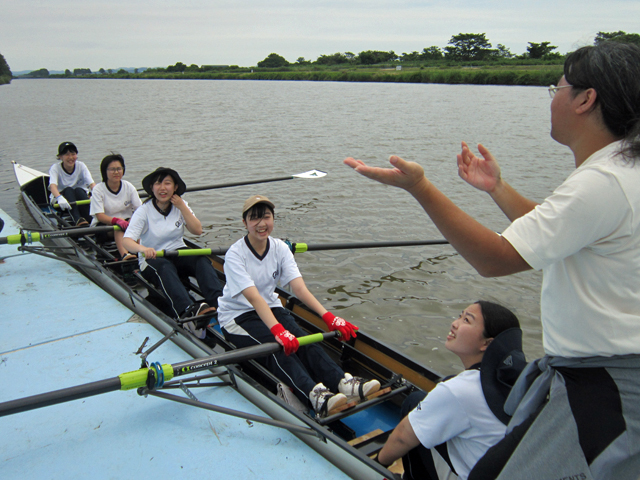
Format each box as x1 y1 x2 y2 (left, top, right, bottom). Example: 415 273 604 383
292 169 327 179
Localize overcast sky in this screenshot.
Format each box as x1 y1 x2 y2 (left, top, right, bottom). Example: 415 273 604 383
2 0 638 72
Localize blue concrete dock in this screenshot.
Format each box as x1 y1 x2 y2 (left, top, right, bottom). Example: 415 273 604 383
0 209 350 479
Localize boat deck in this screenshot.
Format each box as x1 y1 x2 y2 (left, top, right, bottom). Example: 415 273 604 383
0 208 350 479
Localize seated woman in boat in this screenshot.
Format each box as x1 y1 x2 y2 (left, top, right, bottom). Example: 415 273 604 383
217 195 381 417
89 153 142 261
122 167 223 325
376 301 525 480
48 141 96 227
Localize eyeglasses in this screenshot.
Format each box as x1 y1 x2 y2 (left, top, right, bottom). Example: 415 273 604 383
107 167 124 173
548 84 572 98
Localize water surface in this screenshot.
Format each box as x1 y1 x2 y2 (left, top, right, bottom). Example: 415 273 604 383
0 79 573 375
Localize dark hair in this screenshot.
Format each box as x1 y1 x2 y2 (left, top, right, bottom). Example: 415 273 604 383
474 301 520 339
100 153 125 182
564 42 640 163
243 203 274 222
142 172 179 204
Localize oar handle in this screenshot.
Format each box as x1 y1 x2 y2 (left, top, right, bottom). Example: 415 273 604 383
168 331 338 379
155 247 229 258
53 199 91 208
297 331 332 347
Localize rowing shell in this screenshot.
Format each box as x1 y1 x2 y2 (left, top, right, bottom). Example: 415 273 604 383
11 161 442 479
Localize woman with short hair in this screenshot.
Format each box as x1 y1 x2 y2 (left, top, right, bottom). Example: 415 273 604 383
90 153 142 260
122 167 222 326
48 141 95 226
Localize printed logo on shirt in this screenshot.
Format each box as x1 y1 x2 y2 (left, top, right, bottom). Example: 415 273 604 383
272 267 280 279
175 219 184 228
553 473 587 480
124 200 132 207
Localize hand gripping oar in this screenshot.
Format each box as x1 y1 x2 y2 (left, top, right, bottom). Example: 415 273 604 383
137 169 327 198
0 225 123 245
0 332 337 417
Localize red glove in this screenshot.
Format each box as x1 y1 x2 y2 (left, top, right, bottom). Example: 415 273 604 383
270 324 299 356
111 217 129 231
322 312 358 341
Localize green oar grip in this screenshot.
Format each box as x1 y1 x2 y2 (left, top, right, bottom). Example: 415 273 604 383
293 243 308 253
0 231 42 245
156 249 213 258
119 364 174 391
297 332 327 346
0 226 122 245
53 199 91 208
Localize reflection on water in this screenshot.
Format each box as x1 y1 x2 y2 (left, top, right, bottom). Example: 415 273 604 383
0 79 574 375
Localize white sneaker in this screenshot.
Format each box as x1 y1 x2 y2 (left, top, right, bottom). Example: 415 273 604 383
338 373 381 402
309 383 348 417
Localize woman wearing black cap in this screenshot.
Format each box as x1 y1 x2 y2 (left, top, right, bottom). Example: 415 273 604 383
376 301 525 480
48 141 96 226
122 167 223 325
89 153 142 260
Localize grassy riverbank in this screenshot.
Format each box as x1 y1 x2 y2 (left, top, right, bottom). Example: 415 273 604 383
47 63 563 86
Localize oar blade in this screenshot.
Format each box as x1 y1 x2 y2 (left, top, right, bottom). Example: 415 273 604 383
292 169 327 179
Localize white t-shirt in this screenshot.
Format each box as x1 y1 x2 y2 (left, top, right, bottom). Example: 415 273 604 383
48 161 95 200
124 200 193 269
89 180 142 227
217 236 301 333
502 141 640 357
408 369 506 480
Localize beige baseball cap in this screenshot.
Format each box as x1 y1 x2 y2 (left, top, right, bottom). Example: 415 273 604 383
242 195 275 215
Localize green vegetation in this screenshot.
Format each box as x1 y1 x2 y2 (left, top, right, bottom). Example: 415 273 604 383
0 53 12 85
35 30 640 87
594 31 640 45
26 68 50 78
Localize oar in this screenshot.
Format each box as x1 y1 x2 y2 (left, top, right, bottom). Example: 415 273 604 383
153 238 450 257
51 170 328 206
0 332 337 417
137 169 327 198
0 225 122 245
289 239 450 253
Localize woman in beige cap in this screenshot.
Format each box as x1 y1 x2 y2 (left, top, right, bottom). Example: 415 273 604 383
217 195 380 417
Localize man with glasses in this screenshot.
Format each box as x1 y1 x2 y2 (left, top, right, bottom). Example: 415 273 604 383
345 41 640 479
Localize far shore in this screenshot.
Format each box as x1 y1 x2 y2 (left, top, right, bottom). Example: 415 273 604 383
15 64 564 87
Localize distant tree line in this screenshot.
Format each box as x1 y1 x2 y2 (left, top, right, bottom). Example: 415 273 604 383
255 30 639 68
18 29 640 80
0 53 12 85
257 34 563 68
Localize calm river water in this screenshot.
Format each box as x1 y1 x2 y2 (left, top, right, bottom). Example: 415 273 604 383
0 78 572 376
